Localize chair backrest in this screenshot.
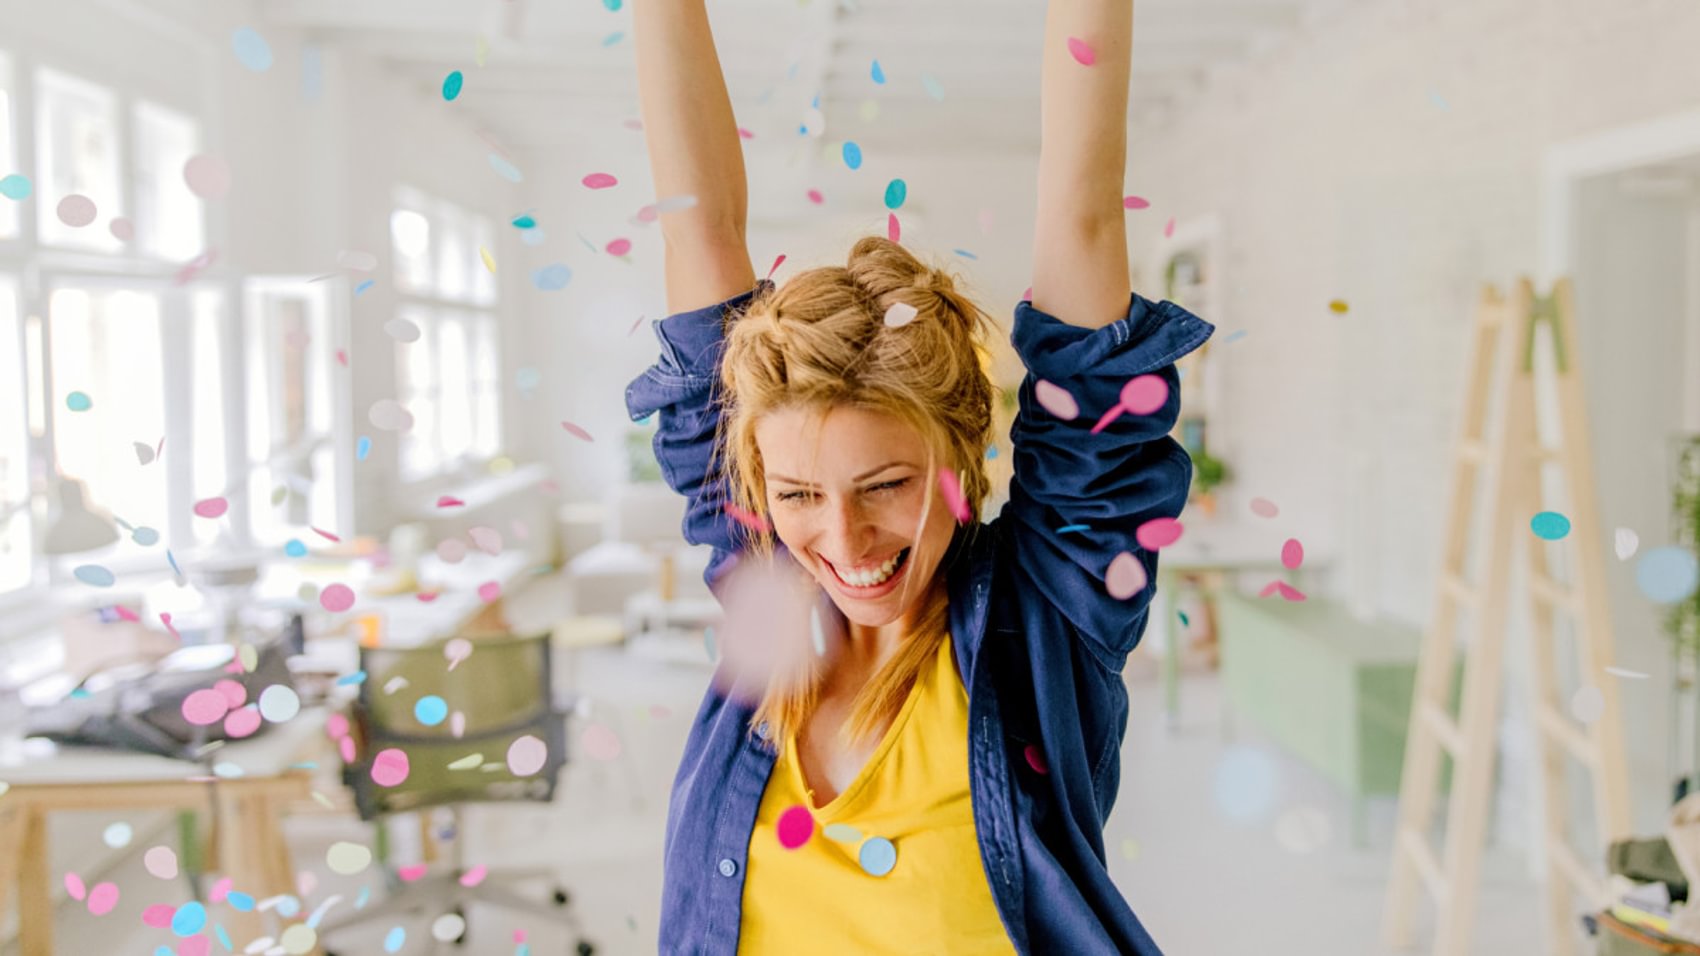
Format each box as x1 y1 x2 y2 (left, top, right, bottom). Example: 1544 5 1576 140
343 632 565 820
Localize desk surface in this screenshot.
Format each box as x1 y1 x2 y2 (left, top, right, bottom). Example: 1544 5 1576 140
0 705 326 787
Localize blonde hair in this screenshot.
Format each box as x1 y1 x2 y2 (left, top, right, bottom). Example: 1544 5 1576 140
714 236 997 746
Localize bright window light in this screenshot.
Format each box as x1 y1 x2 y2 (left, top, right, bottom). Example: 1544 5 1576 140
34 68 121 253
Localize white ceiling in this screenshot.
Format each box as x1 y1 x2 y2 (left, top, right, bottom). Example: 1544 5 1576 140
265 0 1356 157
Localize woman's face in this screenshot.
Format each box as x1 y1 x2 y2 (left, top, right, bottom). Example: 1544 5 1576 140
755 405 959 630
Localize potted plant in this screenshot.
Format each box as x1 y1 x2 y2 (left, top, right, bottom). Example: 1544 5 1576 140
1190 449 1229 518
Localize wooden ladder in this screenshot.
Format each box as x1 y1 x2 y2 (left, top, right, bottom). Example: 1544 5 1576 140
1382 278 1633 955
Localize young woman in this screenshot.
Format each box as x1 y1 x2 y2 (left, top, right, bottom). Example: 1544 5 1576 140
625 2 1211 952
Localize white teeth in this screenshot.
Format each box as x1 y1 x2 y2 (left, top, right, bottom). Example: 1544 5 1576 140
837 550 904 587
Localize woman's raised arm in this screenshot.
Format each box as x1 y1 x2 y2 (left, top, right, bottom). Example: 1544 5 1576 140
633 0 757 313
1031 0 1134 330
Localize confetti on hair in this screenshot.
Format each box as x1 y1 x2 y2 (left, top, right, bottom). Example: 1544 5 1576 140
767 254 786 281
883 302 918 328
724 502 772 533
937 468 971 523
1066 37 1096 66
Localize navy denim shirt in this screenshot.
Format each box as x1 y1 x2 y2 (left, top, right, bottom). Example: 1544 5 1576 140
625 285 1212 955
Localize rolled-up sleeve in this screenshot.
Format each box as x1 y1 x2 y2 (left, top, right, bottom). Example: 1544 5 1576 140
994 292 1214 664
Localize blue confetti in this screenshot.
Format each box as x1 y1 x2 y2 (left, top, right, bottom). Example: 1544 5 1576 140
131 526 160 546
284 539 307 558
921 74 945 101
231 27 273 72
842 141 863 171
1057 524 1090 534
275 896 300 918
512 214 536 229
356 885 372 909
226 892 254 912
442 70 464 101
288 761 318 769
533 263 573 291
986 445 999 459
415 695 448 726
0 174 31 200
357 435 371 461
172 901 207 937
384 927 407 953
66 391 92 411
73 564 115 587
355 279 375 296
883 179 907 210
859 836 897 877
336 670 368 686
1530 511 1571 541
1223 329 1248 345
70 688 92 699
1638 546 1699 604
602 0 622 9
215 924 232 950
167 549 182 579
601 31 625 47
952 249 979 260
156 947 173 956
489 153 524 183
1178 610 1191 627
870 60 886 85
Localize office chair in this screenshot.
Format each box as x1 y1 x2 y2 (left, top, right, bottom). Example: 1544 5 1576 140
318 633 595 955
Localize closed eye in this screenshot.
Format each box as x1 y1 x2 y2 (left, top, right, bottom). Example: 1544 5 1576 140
773 478 909 504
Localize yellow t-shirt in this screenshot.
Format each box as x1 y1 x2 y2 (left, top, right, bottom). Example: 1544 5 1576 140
739 636 1016 954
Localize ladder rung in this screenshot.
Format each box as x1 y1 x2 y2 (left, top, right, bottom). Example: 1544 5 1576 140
1399 829 1448 902
1442 574 1477 608
1529 572 1580 614
1547 838 1602 900
1530 444 1562 462
1536 704 1600 769
1420 701 1466 758
1458 439 1485 463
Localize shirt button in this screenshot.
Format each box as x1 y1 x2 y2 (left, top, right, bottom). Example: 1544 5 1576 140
718 858 738 878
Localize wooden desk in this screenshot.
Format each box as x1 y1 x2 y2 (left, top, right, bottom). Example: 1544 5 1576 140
0 710 326 955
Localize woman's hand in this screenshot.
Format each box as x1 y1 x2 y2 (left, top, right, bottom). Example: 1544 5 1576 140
633 0 757 313
1031 0 1135 330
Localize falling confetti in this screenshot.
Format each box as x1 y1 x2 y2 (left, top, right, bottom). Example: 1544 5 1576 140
109 217 134 241
1034 380 1079 420
883 179 907 210
1164 217 1176 238
1135 518 1184 551
259 685 301 722
724 502 771 534
231 26 273 71
1637 546 1699 603
480 246 497 272
1250 497 1280 518
444 638 473 670
371 748 411 787
368 399 414 431
1066 37 1096 66
143 845 179 880
442 70 464 101
0 174 32 200
1328 299 1350 315
319 583 356 613
469 526 504 555
1281 539 1305 569
605 238 632 257
477 581 501 602
507 735 548 776
73 564 115 587
1615 527 1639 561
1023 744 1049 775
581 723 622 761
534 263 572 291
85 882 119 916
777 805 815 849
869 60 886 85
65 391 92 411
937 468 971 523
1105 552 1147 599
327 842 372 875
183 155 232 199
807 188 825 205
384 318 422 342
489 153 524 183
1123 196 1150 210
1530 511 1571 541
842 141 863 170
432 913 467 943
57 194 98 227
102 823 133 848
887 213 901 243
582 172 618 190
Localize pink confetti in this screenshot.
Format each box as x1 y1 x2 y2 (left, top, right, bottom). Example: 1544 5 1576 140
724 502 772 534
338 736 357 763
1066 37 1096 66
208 878 231 904
776 805 815 849
436 495 465 508
1121 375 1169 415
888 213 901 243
477 581 502 603
580 723 622 761
468 526 504 555
320 583 356 613
224 705 262 739
371 748 410 787
86 882 119 916
582 172 618 190
160 612 181 641
560 420 594 442
767 254 786 281
1034 380 1079 420
737 126 755 140
1164 217 1176 238
1023 744 1049 775
65 872 87 901
606 237 632 257
398 864 429 882
1249 497 1280 519
336 349 348 367
174 250 217 286
115 604 139 622
1135 518 1184 551
807 189 824 205
311 525 340 542
326 713 350 739
192 496 228 519
936 468 971 524
1277 582 1308 602
459 865 489 888
416 590 440 603
183 154 231 199
213 679 247 708
636 204 658 223
142 904 175 928
1104 551 1148 600
507 735 549 775
181 689 231 726
177 936 210 956
1123 196 1150 210
1281 538 1305 570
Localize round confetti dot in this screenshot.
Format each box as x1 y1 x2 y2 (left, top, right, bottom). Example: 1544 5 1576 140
86 882 119 916
1123 195 1150 210
180 937 211 956
468 526 504 555
109 217 134 241
581 723 622 761
1135 517 1184 551
192 496 228 518
368 399 414 431
1615 527 1640 561
442 70 464 101
1530 511 1571 541
432 913 467 942
383 318 422 343
319 583 356 613
384 927 407 953
1637 546 1698 604
183 155 231 199
1281 538 1305 570
65 391 92 411
0 174 31 200
280 923 317 954
56 194 97 227
1105 551 1147 600
1023 744 1049 775
171 900 206 937
1328 299 1350 315
181 689 230 727
73 564 115 587
1120 375 1169 415
883 302 918 328
414 695 448 726
605 237 632 257
231 27 273 71
883 179 907 210
436 538 468 563
1066 36 1096 66
823 823 863 843
224 705 262 738
65 872 86 901
143 904 175 927
284 539 307 558
806 188 825 205
371 748 411 787
776 805 814 849
1274 806 1333 854
1164 217 1176 238
102 822 133 848
259 684 301 723
477 580 502 603
214 679 247 708
131 526 159 546
858 836 897 877
507 734 548 776
1034 380 1079 420
1213 746 1279 822
1250 497 1280 519
1571 685 1605 724
582 172 618 190
842 141 863 170
533 263 572 291
489 152 524 182
144 845 179 880
326 841 372 875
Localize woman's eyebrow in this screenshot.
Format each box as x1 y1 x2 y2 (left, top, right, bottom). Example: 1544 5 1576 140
766 461 914 486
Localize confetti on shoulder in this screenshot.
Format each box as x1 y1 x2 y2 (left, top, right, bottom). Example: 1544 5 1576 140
561 421 594 442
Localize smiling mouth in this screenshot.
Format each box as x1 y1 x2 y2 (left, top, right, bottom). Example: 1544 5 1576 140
823 547 912 590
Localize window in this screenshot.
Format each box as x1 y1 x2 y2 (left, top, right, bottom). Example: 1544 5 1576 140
189 288 227 545
0 53 18 241
0 277 29 593
132 100 204 260
390 187 502 482
34 68 121 252
244 279 339 546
